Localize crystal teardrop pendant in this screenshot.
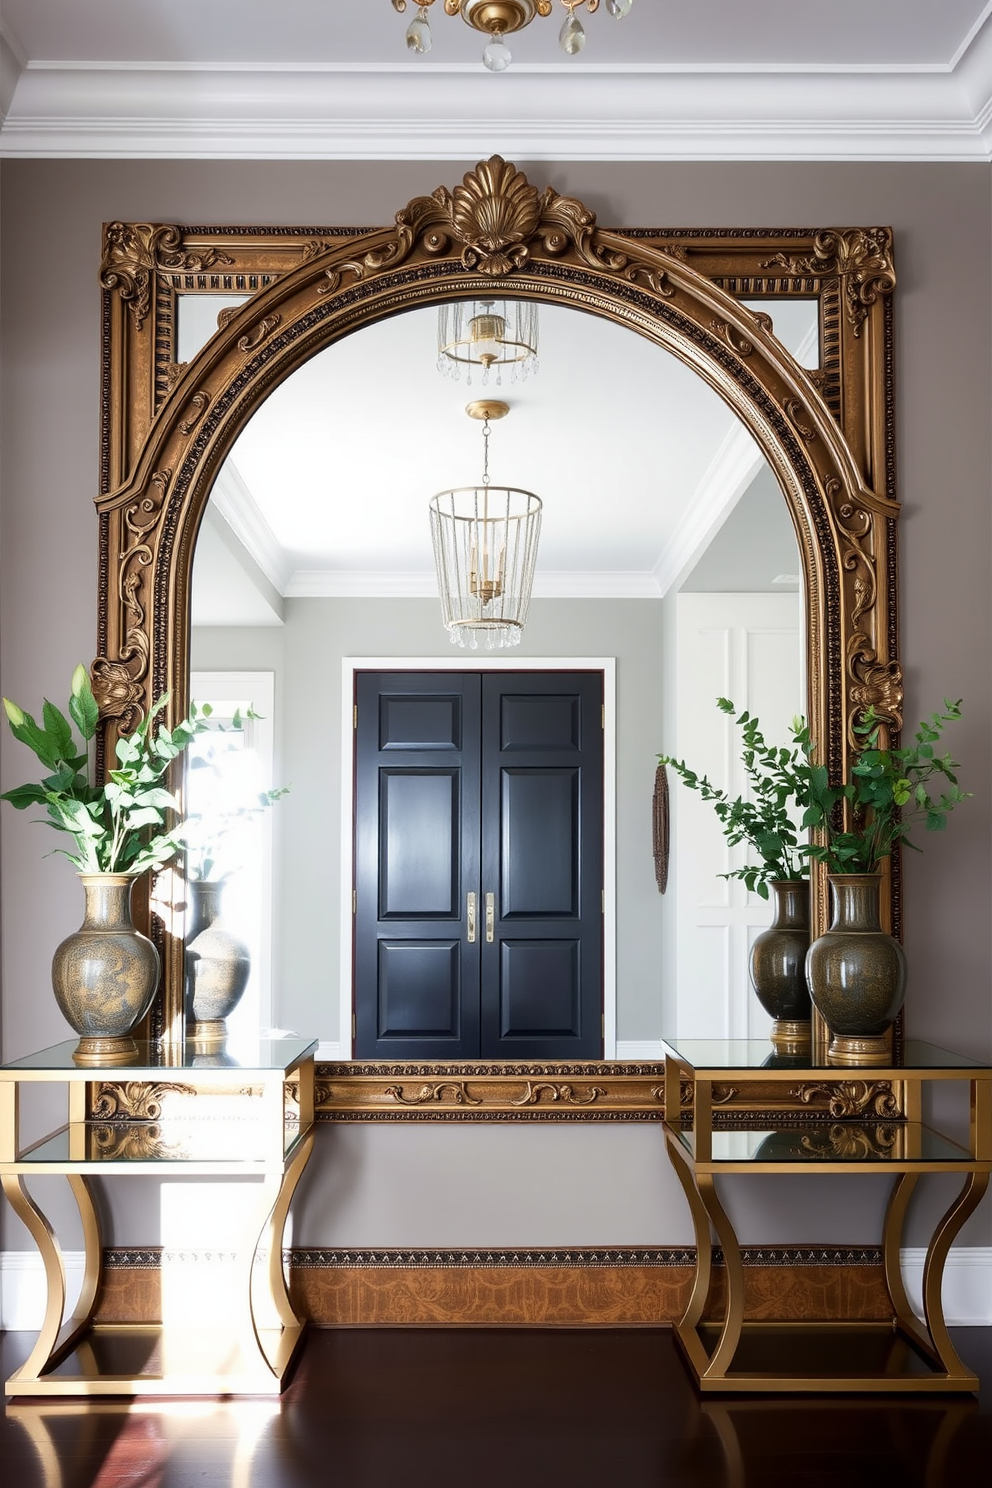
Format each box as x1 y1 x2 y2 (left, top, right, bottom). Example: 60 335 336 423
559 10 586 55
482 33 512 71
606 0 634 17
406 9 432 53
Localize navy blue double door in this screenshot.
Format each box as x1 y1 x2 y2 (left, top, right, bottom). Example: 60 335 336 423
353 670 604 1060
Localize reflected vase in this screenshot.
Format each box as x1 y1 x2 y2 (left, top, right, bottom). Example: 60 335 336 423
185 879 251 1047
51 873 160 1067
748 880 811 1055
805 873 906 1067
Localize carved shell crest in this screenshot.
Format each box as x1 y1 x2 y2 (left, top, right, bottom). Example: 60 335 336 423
445 157 543 275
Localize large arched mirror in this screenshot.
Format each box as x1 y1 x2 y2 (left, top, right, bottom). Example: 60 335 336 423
95 158 900 1114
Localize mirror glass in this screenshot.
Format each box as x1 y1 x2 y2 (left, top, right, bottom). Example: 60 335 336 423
183 296 817 1055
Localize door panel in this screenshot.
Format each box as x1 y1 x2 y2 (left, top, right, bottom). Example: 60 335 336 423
355 673 481 1058
481 673 602 1058
355 669 602 1059
499 940 580 1038
377 940 462 1039
499 769 578 916
379 771 460 917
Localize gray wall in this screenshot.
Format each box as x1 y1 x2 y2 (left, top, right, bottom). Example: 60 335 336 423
2 160 990 1252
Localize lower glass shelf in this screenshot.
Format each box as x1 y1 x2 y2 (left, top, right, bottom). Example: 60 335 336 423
674 1121 975 1165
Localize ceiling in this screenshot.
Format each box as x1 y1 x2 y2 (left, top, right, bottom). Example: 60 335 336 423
185 295 813 625
3 2 992 159
0 4 970 622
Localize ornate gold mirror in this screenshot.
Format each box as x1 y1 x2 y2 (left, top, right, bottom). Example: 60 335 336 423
95 157 899 1109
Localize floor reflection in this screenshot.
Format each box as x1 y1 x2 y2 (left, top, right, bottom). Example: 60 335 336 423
3 1327 991 1488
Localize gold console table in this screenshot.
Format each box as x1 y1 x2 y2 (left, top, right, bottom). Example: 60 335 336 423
0 1035 316 1397
661 1038 991 1394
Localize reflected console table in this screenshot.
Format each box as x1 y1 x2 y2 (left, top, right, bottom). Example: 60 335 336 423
0 1035 316 1397
661 1038 991 1394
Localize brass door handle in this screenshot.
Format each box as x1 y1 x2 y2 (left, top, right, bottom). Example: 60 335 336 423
486 892 494 943
467 891 476 943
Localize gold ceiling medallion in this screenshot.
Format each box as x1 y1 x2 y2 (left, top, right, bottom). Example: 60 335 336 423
394 0 632 70
96 157 898 1076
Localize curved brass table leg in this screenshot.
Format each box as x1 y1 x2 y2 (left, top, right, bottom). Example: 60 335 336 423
66 1174 102 1329
241 1173 285 1369
697 1174 745 1380
664 1128 716 1332
262 1129 314 1328
921 1170 990 1383
882 1172 934 1354
1 1175 68 1383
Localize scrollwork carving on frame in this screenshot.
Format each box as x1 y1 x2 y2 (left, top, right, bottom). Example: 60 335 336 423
800 1122 899 1160
97 156 899 1073
92 1081 196 1121
100 223 234 331
759 226 896 337
795 1080 902 1120
385 1082 484 1108
509 1082 608 1108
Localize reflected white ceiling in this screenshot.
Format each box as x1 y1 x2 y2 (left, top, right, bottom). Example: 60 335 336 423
188 297 815 623
4 1 992 158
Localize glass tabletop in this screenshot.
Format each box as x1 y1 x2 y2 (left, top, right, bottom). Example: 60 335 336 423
660 1038 991 1074
673 1122 975 1165
1 1036 317 1076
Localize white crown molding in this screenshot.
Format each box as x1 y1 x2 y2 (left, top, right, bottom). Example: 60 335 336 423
209 460 291 595
284 569 660 598
653 422 764 598
4 59 992 159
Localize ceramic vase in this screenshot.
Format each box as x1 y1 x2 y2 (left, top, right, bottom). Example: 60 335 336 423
185 880 251 1046
51 873 160 1066
805 873 906 1067
748 879 811 1055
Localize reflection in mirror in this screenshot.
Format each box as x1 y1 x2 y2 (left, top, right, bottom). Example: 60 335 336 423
184 297 816 1058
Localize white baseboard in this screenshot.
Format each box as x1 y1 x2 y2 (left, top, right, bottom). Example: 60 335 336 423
0 1250 86 1331
3 1247 990 1330
615 1041 667 1060
899 1247 992 1328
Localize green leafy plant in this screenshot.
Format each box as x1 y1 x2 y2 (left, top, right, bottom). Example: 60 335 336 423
183 707 289 882
2 664 210 876
802 700 970 874
660 698 828 898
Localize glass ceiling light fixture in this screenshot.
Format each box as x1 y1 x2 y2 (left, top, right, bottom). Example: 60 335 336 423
429 400 542 649
437 298 539 386
394 0 635 73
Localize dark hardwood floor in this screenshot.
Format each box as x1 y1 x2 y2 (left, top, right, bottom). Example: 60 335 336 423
2 1326 991 1488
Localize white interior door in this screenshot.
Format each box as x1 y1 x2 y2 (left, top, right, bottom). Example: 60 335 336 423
672 592 802 1040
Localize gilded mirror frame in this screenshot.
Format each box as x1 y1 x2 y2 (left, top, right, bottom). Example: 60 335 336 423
95 156 900 1118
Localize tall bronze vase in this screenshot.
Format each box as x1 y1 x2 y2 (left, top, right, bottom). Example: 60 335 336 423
748 880 811 1055
185 880 251 1047
51 873 160 1066
805 873 906 1067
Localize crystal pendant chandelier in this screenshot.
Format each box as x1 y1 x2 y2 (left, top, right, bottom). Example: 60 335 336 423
437 299 539 385
429 401 542 649
394 0 635 73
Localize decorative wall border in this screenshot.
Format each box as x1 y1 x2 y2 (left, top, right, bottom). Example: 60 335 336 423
89 1245 896 1328
311 1067 909 1122
95 156 899 1073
